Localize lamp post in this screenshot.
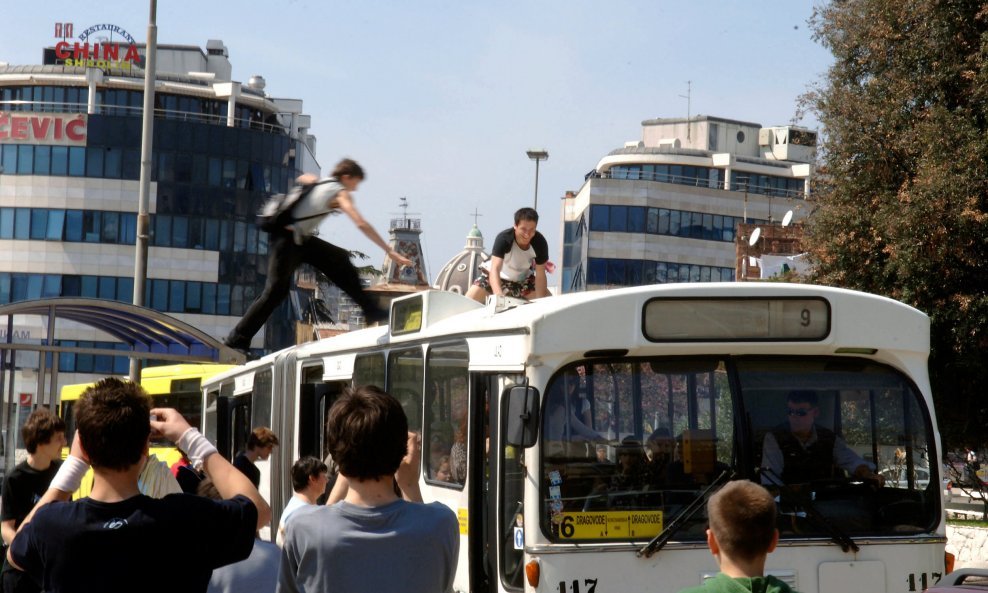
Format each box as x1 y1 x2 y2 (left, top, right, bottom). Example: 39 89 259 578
526 149 548 211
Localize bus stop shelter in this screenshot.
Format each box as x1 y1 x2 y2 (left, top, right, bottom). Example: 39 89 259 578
0 298 243 473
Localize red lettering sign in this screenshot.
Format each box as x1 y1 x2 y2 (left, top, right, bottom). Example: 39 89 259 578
19 393 32 406
0 113 87 146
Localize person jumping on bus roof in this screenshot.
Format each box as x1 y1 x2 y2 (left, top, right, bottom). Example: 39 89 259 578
278 385 459 593
465 207 550 303
234 427 279 489
224 158 414 356
6 378 271 593
1 408 66 593
679 480 801 593
760 390 884 487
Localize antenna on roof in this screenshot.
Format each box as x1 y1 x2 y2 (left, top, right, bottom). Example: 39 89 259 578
679 80 692 141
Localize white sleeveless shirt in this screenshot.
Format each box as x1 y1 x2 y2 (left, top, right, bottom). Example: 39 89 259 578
290 178 344 244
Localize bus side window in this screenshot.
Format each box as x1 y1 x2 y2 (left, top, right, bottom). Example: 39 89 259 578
425 343 469 486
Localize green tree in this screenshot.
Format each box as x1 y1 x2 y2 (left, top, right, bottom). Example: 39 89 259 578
803 0 988 450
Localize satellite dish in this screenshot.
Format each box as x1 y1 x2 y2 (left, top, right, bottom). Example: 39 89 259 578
782 210 794 227
748 227 761 247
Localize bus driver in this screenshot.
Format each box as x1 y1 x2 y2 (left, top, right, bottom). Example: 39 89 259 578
760 390 884 487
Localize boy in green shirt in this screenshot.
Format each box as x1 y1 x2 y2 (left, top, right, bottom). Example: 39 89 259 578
679 480 799 593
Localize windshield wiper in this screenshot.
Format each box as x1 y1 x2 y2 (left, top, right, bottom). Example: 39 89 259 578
637 470 733 559
760 466 859 553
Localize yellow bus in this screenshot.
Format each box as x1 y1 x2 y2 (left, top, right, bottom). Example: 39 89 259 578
59 363 235 470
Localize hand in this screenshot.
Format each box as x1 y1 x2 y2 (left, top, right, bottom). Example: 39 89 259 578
69 430 88 463
395 432 423 502
149 407 192 444
390 251 414 267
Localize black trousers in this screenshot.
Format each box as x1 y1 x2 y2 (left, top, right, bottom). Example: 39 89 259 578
226 231 380 350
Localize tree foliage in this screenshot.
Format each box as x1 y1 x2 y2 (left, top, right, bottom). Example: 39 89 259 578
803 0 988 450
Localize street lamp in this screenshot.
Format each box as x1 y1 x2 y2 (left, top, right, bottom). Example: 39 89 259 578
526 149 549 211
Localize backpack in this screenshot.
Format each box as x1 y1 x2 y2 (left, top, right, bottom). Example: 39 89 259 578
255 178 334 233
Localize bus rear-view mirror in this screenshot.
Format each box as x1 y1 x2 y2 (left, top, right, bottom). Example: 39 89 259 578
505 385 540 448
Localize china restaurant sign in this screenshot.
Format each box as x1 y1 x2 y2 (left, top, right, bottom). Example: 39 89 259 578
0 113 88 146
53 22 142 70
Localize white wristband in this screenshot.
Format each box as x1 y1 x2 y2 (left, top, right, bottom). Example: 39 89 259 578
177 427 218 469
49 455 89 493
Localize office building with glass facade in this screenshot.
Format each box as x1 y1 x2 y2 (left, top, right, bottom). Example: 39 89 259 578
0 38 319 378
560 115 814 292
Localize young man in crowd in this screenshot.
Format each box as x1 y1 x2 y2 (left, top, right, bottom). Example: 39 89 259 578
7 377 270 593
277 456 329 546
279 385 459 593
0 408 66 593
678 480 800 593
234 426 279 489
465 207 550 303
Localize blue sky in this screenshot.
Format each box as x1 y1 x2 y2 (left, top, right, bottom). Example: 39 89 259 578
2 1 834 284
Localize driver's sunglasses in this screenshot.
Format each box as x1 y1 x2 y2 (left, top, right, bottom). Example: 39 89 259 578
787 407 813 417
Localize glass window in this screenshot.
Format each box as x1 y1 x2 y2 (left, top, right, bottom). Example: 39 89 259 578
202 283 217 314
587 258 607 285
82 211 101 242
628 207 646 233
186 281 202 313
424 343 469 487
64 210 83 242
122 149 140 180
117 277 133 303
121 213 137 244
541 359 734 543
387 348 424 434
204 219 219 250
154 215 172 247
172 216 188 248
68 147 85 176
30 209 48 240
152 279 169 310
17 145 33 174
2 145 17 172
50 146 68 176
216 284 231 315
590 205 610 232
0 208 13 239
610 206 628 232
86 147 104 177
81 276 98 297
14 210 29 239
62 276 81 297
208 157 222 186
668 210 682 237
101 211 119 243
33 145 51 175
740 358 936 535
98 276 115 299
170 280 185 312
104 148 122 178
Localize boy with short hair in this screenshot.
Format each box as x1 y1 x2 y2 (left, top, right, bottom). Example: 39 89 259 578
1 408 66 593
679 480 798 593
7 377 271 593
465 207 550 303
234 426 280 488
277 456 328 546
279 385 459 593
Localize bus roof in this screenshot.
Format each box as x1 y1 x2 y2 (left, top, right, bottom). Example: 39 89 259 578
60 363 236 401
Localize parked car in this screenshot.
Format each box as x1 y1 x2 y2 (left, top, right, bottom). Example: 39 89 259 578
928 569 988 592
880 465 931 489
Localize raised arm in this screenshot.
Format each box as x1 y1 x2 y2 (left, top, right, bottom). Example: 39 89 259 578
152 407 272 530
333 190 413 267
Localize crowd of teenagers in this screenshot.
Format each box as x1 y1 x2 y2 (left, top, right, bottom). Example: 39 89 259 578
0 377 803 593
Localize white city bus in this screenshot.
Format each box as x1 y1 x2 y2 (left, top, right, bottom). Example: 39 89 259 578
202 284 945 593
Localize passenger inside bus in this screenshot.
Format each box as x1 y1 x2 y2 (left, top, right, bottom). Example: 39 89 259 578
544 378 604 445
760 390 884 488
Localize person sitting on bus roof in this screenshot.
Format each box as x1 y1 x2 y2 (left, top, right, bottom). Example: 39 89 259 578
677 480 801 593
760 390 883 487
6 377 270 593
277 457 328 546
1 408 66 593
465 207 551 303
234 427 279 489
279 385 459 593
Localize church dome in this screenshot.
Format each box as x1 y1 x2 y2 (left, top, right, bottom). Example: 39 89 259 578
433 224 490 295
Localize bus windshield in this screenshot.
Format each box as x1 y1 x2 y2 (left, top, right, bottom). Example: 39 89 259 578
540 356 937 543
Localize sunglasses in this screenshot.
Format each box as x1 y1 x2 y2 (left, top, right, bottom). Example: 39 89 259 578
787 407 814 417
